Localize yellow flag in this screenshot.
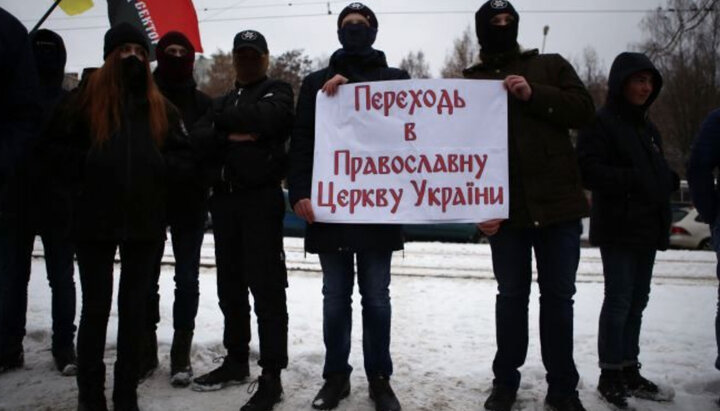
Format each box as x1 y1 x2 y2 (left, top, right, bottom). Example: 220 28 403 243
57 0 94 16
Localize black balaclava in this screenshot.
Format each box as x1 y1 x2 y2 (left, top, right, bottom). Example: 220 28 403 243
475 0 520 55
30 29 66 89
121 55 148 93
156 31 195 84
103 23 149 93
337 2 378 54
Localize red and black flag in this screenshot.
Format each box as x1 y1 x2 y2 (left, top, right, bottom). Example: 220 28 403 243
107 0 203 59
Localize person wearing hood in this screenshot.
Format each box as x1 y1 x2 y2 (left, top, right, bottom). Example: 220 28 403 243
0 7 42 374
139 30 212 388
47 23 193 411
189 29 293 411
287 3 408 411
577 52 678 409
5 28 79 377
687 108 720 409
463 1 595 411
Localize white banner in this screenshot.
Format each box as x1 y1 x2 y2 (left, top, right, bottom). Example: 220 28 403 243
311 79 508 224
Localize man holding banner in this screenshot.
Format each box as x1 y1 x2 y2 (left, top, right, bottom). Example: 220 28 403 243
288 3 408 411
463 1 594 411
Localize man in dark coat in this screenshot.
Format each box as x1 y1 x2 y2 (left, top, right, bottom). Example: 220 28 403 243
190 29 293 411
140 30 212 387
0 6 43 374
287 3 407 411
687 108 720 407
463 2 595 410
577 52 678 409
11 28 78 376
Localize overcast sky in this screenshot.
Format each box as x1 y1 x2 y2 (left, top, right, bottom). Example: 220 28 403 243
2 0 669 77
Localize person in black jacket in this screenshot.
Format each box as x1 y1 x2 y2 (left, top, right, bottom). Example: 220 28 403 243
287 4 407 411
0 6 43 374
687 108 720 407
190 30 292 411
10 28 78 377
465 2 594 411
48 23 193 411
577 52 678 409
139 30 212 387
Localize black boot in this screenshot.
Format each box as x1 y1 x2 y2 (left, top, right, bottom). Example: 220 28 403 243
240 370 283 411
0 350 24 374
598 369 629 409
312 373 350 410
545 393 586 411
170 330 194 387
623 363 674 401
191 354 250 392
77 391 108 411
368 375 401 411
484 383 516 411
138 330 158 383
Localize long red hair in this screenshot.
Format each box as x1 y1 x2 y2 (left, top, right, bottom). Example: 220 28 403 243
80 48 168 147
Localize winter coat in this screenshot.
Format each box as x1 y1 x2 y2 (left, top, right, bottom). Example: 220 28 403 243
25 29 73 236
688 109 720 225
463 48 594 228
153 71 212 219
49 91 193 241
0 7 42 206
288 49 409 253
193 76 294 192
577 52 678 250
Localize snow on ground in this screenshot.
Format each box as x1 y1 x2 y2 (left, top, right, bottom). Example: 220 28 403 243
1 236 719 410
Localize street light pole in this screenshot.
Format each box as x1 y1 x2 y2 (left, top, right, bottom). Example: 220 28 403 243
542 25 550 53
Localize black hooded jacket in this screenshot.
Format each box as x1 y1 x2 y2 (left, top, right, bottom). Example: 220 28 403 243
287 49 409 253
153 71 212 217
0 8 42 202
576 52 678 250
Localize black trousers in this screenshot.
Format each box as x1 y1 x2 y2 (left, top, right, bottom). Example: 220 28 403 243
210 186 288 371
75 239 162 404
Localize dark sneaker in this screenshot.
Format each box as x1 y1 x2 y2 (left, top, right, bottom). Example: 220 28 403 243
484 384 516 411
0 351 24 374
170 330 194 387
77 398 108 411
545 393 586 411
368 376 401 411
312 374 351 410
598 369 629 409
622 363 674 401
54 347 78 376
191 356 250 392
240 372 283 411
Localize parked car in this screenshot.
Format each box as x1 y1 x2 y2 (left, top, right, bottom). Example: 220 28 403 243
669 206 713 250
402 223 481 243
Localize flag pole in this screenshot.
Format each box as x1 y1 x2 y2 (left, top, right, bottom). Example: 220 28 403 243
30 0 65 34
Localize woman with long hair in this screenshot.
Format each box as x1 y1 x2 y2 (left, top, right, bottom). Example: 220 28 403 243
49 23 191 411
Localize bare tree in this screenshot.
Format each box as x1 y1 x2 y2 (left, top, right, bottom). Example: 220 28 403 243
198 49 234 98
440 26 480 79
268 49 315 102
399 50 431 79
638 0 720 175
573 46 608 108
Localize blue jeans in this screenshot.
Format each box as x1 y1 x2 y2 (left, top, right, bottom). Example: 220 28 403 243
597 245 655 369
488 220 582 400
318 250 393 379
712 221 720 370
148 209 205 333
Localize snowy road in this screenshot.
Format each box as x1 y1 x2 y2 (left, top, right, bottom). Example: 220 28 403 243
5 235 719 410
